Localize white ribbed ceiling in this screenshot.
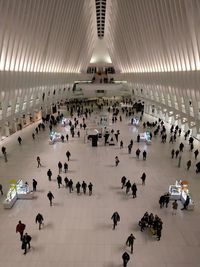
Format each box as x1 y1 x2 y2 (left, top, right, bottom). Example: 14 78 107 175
1 0 200 74
0 0 96 73
106 0 200 73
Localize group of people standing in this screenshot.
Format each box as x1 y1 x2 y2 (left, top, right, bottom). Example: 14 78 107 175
139 212 163 241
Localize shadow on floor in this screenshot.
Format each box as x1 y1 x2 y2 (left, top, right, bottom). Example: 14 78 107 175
43 222 54 229
95 223 112 230
109 185 120 190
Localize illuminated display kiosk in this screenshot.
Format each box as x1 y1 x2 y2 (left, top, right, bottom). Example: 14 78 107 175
129 116 140 126
169 180 194 210
61 118 70 127
139 130 151 145
3 179 33 209
49 131 62 144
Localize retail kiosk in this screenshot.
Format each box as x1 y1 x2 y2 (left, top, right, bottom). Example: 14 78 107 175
61 117 70 127
139 130 151 144
169 180 194 210
3 179 33 209
49 131 62 144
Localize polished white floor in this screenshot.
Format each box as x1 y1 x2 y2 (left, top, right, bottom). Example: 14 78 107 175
0 109 200 267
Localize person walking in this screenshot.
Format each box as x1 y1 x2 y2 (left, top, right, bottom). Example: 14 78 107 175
125 180 131 194
82 181 87 194
131 183 137 198
126 233 136 254
18 136 22 145
175 149 179 158
128 144 132 154
141 172 146 185
66 134 69 141
172 200 178 215
194 149 199 159
64 162 68 173
36 156 41 167
157 224 162 241
186 160 192 170
159 195 165 208
0 184 3 195
16 221 26 241
2 146 7 162
58 161 62 174
143 150 147 160
111 211 120 230
61 135 64 143
76 182 81 194
136 148 141 159
47 169 52 181
179 142 184 152
32 133 35 140
88 182 93 196
171 149 175 159
121 176 127 189
122 251 130 267
68 179 73 193
21 233 32 255
115 156 120 166
35 213 44 230
64 177 69 188
66 151 71 161
120 140 123 149
47 191 54 206
57 175 62 188
32 179 37 191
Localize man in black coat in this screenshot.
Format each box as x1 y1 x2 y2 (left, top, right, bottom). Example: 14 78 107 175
35 213 44 230
47 191 54 206
47 169 52 181
21 233 31 255
32 179 37 191
126 233 136 254
57 175 62 188
131 183 137 198
121 176 127 189
122 252 130 267
111 211 120 230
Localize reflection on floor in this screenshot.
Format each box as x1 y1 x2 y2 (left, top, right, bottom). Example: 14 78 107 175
0 110 200 267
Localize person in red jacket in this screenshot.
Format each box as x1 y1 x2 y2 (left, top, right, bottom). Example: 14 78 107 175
16 221 26 241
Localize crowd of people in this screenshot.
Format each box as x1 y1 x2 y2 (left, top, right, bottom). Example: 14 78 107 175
139 212 163 241
0 98 198 266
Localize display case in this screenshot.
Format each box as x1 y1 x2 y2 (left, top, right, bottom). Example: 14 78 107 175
49 131 62 144
3 180 33 209
16 180 33 199
3 186 17 209
169 180 194 210
139 131 152 145
129 116 140 126
169 185 181 200
61 118 70 127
